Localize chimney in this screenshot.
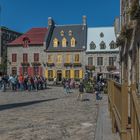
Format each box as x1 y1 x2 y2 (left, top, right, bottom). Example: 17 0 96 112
82 15 87 25
48 17 54 26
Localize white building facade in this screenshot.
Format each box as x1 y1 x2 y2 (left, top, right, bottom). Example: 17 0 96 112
86 27 119 78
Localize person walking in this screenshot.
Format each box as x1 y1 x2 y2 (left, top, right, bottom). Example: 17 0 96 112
77 81 85 101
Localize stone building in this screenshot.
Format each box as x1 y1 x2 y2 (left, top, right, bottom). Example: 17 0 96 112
86 27 119 78
116 0 140 86
0 26 22 74
7 28 48 76
44 16 87 81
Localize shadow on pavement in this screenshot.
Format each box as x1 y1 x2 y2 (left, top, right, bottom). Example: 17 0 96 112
0 98 58 111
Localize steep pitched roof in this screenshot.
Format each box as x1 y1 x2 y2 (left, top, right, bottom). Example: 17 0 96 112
87 27 119 52
45 24 87 52
8 28 48 46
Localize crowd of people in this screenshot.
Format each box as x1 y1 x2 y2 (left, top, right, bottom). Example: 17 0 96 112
0 73 105 102
0 74 47 92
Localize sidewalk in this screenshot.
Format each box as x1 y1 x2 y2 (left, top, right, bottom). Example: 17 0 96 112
95 95 120 140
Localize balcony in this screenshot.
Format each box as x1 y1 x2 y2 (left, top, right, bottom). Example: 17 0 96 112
73 63 82 67
130 0 140 20
107 65 116 71
46 63 55 67
64 63 72 67
31 62 41 66
21 62 30 67
85 65 95 71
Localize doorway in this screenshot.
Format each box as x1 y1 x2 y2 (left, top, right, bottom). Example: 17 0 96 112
57 70 62 81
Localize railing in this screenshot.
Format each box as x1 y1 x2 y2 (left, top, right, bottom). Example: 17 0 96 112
108 80 128 140
129 84 140 140
108 80 140 140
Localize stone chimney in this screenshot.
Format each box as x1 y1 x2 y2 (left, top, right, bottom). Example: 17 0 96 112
48 17 54 26
82 15 87 25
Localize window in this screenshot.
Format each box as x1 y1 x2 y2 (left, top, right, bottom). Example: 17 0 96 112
90 41 96 50
66 54 71 63
48 70 53 78
12 67 17 75
109 57 115 66
34 53 39 62
74 54 79 62
48 55 53 63
100 32 104 38
88 57 93 65
71 37 76 47
53 38 58 47
33 66 39 75
66 70 70 78
110 41 116 49
97 57 103 66
57 54 62 63
22 67 28 75
12 54 17 62
62 37 67 47
23 53 28 62
69 30 72 36
74 70 79 78
100 41 106 49
60 30 64 36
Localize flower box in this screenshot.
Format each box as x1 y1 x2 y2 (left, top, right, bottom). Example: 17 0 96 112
64 63 72 67
85 65 95 71
31 62 41 66
46 63 55 67
21 62 30 66
73 63 82 67
107 65 116 71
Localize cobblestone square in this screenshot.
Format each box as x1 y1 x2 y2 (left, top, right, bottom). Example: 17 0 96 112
0 87 98 140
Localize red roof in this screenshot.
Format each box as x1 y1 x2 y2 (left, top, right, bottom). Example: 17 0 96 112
8 28 48 46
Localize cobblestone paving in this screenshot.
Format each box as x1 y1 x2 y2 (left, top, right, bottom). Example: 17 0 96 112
0 87 98 140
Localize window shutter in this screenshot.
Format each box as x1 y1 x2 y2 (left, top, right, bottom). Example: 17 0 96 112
70 69 74 78
39 67 43 76
79 69 83 79
28 67 31 76
19 67 22 75
53 70 56 78
45 69 48 79
62 70 65 78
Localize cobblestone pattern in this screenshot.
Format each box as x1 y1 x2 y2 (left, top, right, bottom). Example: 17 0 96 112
0 87 98 140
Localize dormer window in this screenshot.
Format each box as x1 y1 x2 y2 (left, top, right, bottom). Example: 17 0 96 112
100 41 106 49
90 41 96 50
71 37 76 47
110 41 116 49
23 37 30 48
60 30 64 36
69 30 73 36
53 38 58 47
62 37 67 47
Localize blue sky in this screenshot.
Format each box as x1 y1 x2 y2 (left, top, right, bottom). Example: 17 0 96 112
0 0 120 33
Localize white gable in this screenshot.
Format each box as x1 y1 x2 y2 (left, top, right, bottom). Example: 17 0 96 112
87 27 119 52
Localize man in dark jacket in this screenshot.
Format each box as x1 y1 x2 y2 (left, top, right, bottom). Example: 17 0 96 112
77 81 85 101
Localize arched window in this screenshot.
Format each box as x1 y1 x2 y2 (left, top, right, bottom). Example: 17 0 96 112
90 41 96 50
110 41 116 49
62 37 67 47
100 41 106 49
71 37 76 47
53 38 58 47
